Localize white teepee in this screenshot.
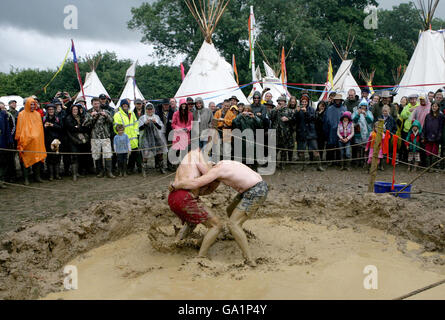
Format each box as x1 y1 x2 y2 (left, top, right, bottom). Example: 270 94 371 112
116 61 145 110
319 35 361 101
261 62 290 104
175 0 248 106
76 71 116 110
395 1 444 103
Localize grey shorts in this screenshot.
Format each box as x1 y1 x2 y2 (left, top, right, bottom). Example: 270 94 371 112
232 181 268 216
297 139 318 152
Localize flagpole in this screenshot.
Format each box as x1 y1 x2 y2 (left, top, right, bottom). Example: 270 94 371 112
250 6 256 86
71 39 86 102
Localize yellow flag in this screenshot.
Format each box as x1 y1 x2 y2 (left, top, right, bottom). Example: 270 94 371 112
328 58 334 87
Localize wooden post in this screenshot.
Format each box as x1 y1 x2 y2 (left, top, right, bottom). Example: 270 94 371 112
368 119 384 193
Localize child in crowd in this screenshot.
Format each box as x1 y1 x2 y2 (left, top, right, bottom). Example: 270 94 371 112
365 122 386 171
337 111 354 171
422 103 444 170
352 100 374 168
113 124 131 177
405 120 422 172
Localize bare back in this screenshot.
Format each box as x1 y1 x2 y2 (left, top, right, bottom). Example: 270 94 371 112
212 161 262 193
174 150 210 196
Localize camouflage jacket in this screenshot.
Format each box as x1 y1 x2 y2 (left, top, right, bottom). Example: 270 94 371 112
89 109 114 139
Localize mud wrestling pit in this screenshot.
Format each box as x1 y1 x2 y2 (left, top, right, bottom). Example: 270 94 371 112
0 168 444 300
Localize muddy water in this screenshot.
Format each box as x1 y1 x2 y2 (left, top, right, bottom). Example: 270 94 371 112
43 217 445 300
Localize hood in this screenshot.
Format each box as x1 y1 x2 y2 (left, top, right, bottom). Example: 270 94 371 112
340 111 352 121
410 120 422 134
24 97 36 113
253 91 261 99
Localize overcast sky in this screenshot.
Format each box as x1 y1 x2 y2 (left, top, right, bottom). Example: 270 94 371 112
1 0 445 73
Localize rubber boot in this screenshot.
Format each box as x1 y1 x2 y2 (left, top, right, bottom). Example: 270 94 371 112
427 156 432 173
105 160 116 179
48 165 54 181
299 153 305 172
413 161 419 172
123 162 128 177
345 160 351 172
279 152 286 170
95 160 104 178
142 162 147 178
72 163 78 182
379 162 385 171
54 164 62 180
340 161 345 171
33 164 44 183
316 156 325 172
441 148 445 170
22 166 30 186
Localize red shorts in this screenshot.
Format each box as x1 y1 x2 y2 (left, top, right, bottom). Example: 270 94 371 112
168 190 209 225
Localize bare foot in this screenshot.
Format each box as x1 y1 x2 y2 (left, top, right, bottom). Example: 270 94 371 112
245 259 257 268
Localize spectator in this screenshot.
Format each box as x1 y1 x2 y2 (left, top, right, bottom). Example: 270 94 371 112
8 100 18 121
365 122 386 171
15 97 47 185
169 98 178 113
379 105 397 135
65 104 91 182
209 102 217 115
172 99 193 153
371 91 398 121
193 97 213 150
360 87 371 103
428 91 435 104
337 111 355 171
270 95 295 169
139 103 167 175
412 94 431 166
422 102 444 170
114 99 141 175
294 94 324 171
186 97 195 113
405 120 422 172
156 99 174 171
0 108 13 188
352 100 373 168
43 104 64 181
114 124 131 177
345 89 359 113
315 101 327 161
323 93 346 165
89 97 115 179
232 105 262 166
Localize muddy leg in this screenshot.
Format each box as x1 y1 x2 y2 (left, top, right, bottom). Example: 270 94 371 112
176 222 197 241
227 209 255 266
226 194 242 218
198 214 222 258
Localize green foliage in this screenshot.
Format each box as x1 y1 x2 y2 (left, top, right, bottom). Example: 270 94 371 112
2 0 445 101
0 52 180 102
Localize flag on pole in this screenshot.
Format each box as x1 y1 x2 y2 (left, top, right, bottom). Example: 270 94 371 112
248 9 257 69
281 47 287 86
232 54 239 84
71 39 85 101
43 46 70 93
328 58 334 87
180 63 185 81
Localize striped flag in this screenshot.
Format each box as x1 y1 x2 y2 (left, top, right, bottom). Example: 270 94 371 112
71 39 85 101
232 54 239 84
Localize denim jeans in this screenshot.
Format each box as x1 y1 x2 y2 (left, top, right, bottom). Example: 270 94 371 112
339 141 351 160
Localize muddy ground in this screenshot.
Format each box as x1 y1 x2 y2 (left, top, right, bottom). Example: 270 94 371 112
0 165 444 299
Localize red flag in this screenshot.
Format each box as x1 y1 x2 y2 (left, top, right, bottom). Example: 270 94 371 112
281 47 287 86
232 54 239 84
180 63 185 81
391 135 399 190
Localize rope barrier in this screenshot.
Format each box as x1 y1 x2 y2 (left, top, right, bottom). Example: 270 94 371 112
2 171 176 194
393 279 445 300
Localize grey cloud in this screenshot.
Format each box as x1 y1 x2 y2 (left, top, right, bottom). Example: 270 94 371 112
0 0 152 42
378 0 445 19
